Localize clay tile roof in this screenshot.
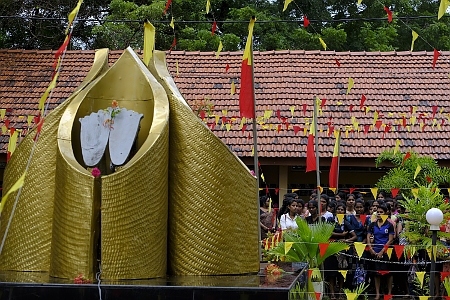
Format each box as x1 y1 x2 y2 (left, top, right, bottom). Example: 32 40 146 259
1 49 450 161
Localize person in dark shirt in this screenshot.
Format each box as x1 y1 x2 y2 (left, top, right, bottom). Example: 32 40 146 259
366 204 394 300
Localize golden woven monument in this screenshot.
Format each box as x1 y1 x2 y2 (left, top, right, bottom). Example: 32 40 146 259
0 47 259 280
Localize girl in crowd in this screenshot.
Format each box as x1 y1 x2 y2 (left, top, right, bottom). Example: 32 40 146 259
305 200 326 224
325 202 356 299
260 195 275 239
320 194 334 219
346 194 356 215
352 199 367 242
280 198 299 230
367 204 394 300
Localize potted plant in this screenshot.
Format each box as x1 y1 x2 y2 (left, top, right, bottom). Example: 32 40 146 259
268 218 348 300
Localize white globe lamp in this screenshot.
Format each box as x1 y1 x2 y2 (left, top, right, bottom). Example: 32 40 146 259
426 208 444 230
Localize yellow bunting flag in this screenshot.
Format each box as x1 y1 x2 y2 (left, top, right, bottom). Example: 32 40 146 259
290 106 295 116
143 21 155 66
418 296 429 300
283 0 294 11
319 37 327 50
285 242 294 254
412 188 419 199
330 188 337 194
1 125 6 134
264 239 269 250
414 165 422 179
170 17 175 29
292 189 299 192
269 198 272 213
0 108 5 120
394 139 401 154
411 30 419 51
416 271 426 288
357 0 363 4
231 80 236 95
225 123 231 131
38 73 59 114
216 40 223 58
27 115 34 127
354 242 366 258
176 60 179 76
370 187 378 199
317 186 323 194
261 173 265 182
427 246 437 261
346 292 357 300
439 0 449 19
347 77 354 94
67 0 83 30
222 109 228 116
336 214 345 224
339 270 348 280
0 171 27 215
386 247 393 259
206 0 211 14
380 215 388 222
7 130 18 156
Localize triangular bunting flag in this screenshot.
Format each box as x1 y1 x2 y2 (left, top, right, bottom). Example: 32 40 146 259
378 270 389 276
283 0 294 12
337 214 345 224
386 247 393 259
319 243 329 257
0 171 27 215
315 292 321 300
418 296 429 300
394 139 401 154
391 188 400 198
359 214 367 225
393 245 405 259
411 30 419 52
285 242 294 254
381 215 388 222
441 271 450 281
339 270 348 280
371 187 378 199
416 271 426 287
414 165 422 179
354 242 366 258
329 188 337 194
384 295 393 300
347 77 354 94
346 292 357 300
412 188 419 199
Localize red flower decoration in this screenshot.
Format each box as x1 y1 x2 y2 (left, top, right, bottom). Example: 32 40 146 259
91 167 101 178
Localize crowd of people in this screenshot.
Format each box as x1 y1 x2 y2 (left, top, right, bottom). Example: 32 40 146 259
259 190 438 300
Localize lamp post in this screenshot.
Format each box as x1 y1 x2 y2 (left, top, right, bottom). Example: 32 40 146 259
426 207 444 298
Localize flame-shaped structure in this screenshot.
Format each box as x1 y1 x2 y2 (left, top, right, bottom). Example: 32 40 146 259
0 48 258 280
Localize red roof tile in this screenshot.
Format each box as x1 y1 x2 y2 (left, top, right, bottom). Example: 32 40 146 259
1 49 450 160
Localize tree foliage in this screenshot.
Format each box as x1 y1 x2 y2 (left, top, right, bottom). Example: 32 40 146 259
1 0 450 51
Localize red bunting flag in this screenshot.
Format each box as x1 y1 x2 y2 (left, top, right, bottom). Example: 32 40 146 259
315 292 321 300
277 124 282 132
277 110 281 119
402 116 406 127
302 104 307 115
363 124 370 135
359 214 367 225
403 152 411 164
441 271 450 281
328 130 341 189
275 188 279 195
375 120 383 130
169 37 177 51
239 17 256 119
384 6 393 22
393 245 404 260
432 105 438 117
426 176 432 183
360 94 366 109
242 124 247 132
306 103 317 173
163 0 172 15
319 243 329 257
391 188 400 198
378 270 390 276
293 125 301 134
199 110 206 120
4 119 10 128
303 15 310 28
349 104 354 112
211 21 217 35
320 98 326 109
384 294 393 300
433 49 440 69
335 59 341 67
225 64 230 72
349 187 356 194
